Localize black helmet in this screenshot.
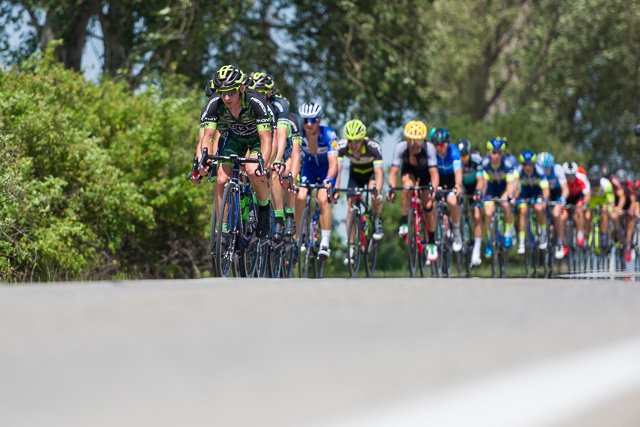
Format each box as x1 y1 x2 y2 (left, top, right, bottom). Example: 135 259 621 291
587 164 602 185
615 169 628 183
212 65 246 90
456 139 471 156
430 128 448 145
601 165 610 178
251 72 275 92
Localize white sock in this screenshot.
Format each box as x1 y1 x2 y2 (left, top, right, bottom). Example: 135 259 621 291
321 230 331 248
473 237 482 252
519 236 525 245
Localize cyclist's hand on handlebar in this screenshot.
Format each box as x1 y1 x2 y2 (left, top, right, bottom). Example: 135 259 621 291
273 161 286 174
332 190 340 202
323 178 335 190
386 190 396 203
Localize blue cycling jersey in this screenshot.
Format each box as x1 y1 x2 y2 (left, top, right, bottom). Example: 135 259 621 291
517 164 546 189
301 126 339 168
540 163 567 190
436 144 462 176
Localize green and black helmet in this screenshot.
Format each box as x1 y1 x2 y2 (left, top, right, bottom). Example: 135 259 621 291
251 72 275 92
343 119 367 140
213 65 246 90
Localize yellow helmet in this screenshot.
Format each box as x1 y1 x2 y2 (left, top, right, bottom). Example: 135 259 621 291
404 120 428 140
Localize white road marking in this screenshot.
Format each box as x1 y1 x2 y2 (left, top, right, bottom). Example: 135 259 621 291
316 337 640 427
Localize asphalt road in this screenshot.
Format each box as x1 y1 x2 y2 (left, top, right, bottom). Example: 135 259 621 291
1 277 640 427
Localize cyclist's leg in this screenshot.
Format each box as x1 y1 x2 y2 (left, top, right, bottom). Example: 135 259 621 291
517 201 528 253
398 173 416 236
316 164 332 253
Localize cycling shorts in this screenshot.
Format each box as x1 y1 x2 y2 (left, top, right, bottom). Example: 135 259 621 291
301 159 329 185
439 174 456 192
401 164 432 187
566 195 584 206
485 181 507 199
219 132 262 160
518 186 542 203
347 172 374 198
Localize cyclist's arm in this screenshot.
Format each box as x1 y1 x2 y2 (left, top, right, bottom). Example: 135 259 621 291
454 168 463 195
561 182 570 201
326 154 338 181
290 139 301 182
374 164 384 194
429 166 439 191
273 125 288 163
388 166 399 189
334 160 343 190
258 129 272 163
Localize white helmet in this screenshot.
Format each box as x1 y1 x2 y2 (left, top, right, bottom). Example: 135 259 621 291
299 102 323 118
562 161 579 175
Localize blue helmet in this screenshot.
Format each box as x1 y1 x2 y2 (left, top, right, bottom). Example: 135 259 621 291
486 138 506 152
430 128 450 144
519 150 536 164
536 152 554 169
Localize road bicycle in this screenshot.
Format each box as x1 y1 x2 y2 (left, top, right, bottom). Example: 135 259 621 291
391 185 433 278
269 171 298 278
518 198 544 278
207 152 264 277
297 182 330 278
343 186 380 278
486 197 512 278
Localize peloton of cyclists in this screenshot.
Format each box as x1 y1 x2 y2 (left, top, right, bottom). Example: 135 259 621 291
536 152 570 260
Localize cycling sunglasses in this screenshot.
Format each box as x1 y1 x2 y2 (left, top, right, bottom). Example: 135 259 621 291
217 87 239 96
407 138 424 145
304 118 319 124
347 139 364 144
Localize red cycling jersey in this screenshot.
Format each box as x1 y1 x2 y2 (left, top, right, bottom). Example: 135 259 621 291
567 172 590 200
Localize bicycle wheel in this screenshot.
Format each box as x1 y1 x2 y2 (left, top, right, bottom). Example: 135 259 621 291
430 208 442 278
270 242 284 278
209 197 218 277
524 212 533 278
298 206 316 278
216 184 239 277
364 214 378 278
347 208 362 278
407 207 419 278
238 196 259 277
441 213 453 278
491 213 500 278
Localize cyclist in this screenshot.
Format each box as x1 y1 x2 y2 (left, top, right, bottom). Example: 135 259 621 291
562 162 591 248
296 102 339 260
387 120 440 262
537 152 569 259
250 72 293 240
284 111 303 236
610 168 637 262
481 137 517 258
457 139 486 265
334 119 385 255
515 150 548 255
432 128 464 252
586 165 615 251
194 65 273 239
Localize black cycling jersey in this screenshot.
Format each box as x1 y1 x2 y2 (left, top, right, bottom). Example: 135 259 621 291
200 88 272 139
337 138 383 176
287 112 303 144
267 92 291 130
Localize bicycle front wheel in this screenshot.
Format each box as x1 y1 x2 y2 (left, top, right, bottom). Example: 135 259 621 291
297 207 316 278
216 184 239 278
407 208 419 277
209 196 218 277
347 209 362 278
